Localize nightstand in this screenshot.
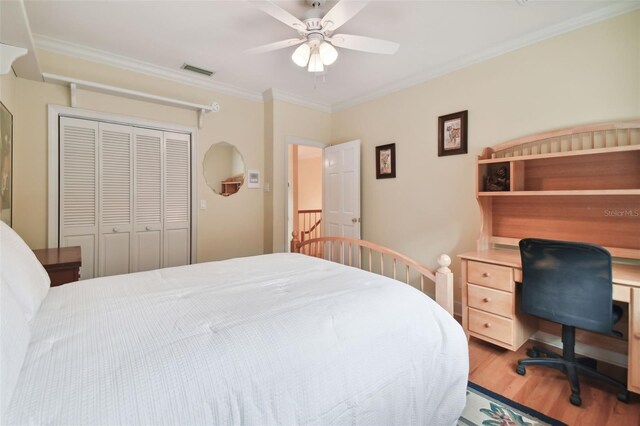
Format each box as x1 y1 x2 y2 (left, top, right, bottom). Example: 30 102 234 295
33 247 82 286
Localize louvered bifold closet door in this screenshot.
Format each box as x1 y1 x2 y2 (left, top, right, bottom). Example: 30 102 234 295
60 117 99 280
133 128 163 272
99 123 133 277
163 132 191 267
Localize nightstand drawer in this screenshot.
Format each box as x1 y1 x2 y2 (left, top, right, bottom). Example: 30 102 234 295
467 261 514 292
468 284 513 318
468 307 513 345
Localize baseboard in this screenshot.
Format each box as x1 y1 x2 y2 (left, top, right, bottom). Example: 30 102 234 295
530 331 628 369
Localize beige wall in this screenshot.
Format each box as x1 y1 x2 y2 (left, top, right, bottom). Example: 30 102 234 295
1 72 17 111
331 11 640 304
4 11 638 295
264 100 331 252
1 72 18 225
298 156 322 211
10 50 265 262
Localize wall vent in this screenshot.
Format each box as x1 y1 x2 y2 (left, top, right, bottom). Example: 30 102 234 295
181 64 215 77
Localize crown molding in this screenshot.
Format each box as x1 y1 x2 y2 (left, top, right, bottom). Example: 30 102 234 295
33 34 264 103
332 2 640 112
1 0 42 81
32 2 639 115
263 88 332 113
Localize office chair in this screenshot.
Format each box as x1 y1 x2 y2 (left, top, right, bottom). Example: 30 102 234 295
515 238 630 407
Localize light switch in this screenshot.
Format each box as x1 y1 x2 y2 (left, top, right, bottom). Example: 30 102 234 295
200 200 207 210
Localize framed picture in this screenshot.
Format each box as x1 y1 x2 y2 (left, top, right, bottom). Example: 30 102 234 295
375 143 396 179
0 101 12 226
247 169 260 188
438 110 468 157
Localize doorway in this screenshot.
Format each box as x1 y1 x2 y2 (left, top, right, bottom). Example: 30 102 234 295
285 137 326 252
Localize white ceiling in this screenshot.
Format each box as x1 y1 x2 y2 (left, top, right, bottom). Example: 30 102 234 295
23 0 638 110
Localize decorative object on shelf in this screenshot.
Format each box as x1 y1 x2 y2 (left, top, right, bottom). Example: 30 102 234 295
247 170 260 189
0 101 13 226
375 143 396 179
438 110 468 157
485 163 510 191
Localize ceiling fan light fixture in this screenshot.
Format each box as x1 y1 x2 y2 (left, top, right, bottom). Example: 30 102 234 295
292 43 311 67
307 50 324 73
319 42 338 66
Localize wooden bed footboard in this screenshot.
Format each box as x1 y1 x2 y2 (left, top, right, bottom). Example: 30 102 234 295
291 235 454 316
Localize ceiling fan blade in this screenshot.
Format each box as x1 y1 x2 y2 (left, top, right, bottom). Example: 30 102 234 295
249 0 307 32
245 38 306 54
329 34 399 54
321 0 369 32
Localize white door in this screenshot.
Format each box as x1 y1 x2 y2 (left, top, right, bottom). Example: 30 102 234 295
132 128 163 272
163 132 191 267
59 117 99 280
98 122 133 277
323 139 361 239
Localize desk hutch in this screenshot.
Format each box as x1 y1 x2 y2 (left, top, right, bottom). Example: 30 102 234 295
459 120 640 394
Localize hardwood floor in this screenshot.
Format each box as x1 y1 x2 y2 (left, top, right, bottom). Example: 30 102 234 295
468 337 640 425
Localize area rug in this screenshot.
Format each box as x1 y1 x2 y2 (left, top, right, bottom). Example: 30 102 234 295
459 382 567 426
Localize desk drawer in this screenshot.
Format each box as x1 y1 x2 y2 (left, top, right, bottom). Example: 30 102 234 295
468 308 513 345
468 261 514 292
468 284 513 318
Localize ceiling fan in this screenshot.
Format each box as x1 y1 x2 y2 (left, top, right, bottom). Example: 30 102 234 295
247 0 399 72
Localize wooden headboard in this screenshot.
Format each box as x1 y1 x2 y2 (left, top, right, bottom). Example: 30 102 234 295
476 120 640 260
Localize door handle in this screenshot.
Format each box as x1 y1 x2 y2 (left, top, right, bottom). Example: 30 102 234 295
145 226 152 231
112 227 119 233
351 218 360 223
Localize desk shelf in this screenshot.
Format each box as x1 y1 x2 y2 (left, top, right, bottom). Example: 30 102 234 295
468 120 640 394
479 189 640 196
476 121 640 260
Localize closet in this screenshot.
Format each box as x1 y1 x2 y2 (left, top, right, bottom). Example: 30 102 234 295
58 117 191 279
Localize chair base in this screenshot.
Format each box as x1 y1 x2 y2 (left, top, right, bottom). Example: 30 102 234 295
516 345 630 407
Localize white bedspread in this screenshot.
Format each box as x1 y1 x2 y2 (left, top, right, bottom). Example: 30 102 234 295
6 253 468 425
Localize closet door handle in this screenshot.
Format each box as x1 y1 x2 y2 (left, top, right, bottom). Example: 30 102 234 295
145 226 152 231
112 227 119 233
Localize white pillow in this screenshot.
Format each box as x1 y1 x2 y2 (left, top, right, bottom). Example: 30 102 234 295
0 221 50 320
0 279 31 417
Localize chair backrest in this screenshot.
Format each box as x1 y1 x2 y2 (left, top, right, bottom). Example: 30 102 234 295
519 238 613 334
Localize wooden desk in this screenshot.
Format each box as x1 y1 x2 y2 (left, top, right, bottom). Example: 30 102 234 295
33 246 82 286
459 249 640 393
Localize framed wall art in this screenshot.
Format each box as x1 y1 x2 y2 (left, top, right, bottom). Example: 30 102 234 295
375 143 396 179
438 110 468 157
0 101 12 226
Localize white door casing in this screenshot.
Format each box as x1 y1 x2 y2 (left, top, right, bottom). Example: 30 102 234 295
283 136 328 252
323 139 361 239
53 106 195 279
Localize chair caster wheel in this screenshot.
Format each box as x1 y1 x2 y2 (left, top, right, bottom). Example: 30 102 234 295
617 391 631 403
570 394 582 407
527 348 540 358
516 365 526 376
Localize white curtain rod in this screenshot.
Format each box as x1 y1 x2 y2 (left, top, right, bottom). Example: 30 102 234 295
42 72 220 129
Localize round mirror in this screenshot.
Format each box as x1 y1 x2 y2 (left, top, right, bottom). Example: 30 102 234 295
203 142 246 196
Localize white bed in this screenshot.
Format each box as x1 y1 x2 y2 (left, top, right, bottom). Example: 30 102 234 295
1 224 468 425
